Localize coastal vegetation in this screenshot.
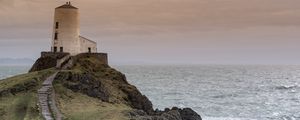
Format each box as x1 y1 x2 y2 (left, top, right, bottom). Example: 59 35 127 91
0 54 201 120
0 69 55 120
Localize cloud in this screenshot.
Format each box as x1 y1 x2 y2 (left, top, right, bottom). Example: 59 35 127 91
0 0 14 9
1 0 300 39
1 0 300 64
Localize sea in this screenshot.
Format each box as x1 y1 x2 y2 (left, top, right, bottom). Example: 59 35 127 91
1 65 300 120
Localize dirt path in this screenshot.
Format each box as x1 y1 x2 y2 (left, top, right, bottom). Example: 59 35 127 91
38 72 62 120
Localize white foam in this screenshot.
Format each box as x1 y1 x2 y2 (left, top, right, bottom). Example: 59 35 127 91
202 116 257 120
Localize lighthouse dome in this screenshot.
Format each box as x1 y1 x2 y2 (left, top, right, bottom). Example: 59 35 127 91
56 2 78 9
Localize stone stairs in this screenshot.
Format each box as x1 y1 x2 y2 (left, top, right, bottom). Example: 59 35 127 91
61 57 73 70
38 55 73 120
56 55 71 69
38 72 58 120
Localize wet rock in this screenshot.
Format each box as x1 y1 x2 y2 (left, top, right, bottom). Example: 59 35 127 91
128 107 202 120
129 109 182 120
178 108 202 120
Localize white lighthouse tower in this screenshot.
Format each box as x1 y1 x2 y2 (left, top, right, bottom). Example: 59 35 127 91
51 2 97 55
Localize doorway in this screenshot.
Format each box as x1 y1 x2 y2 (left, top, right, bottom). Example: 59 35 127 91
88 47 91 53
54 47 57 52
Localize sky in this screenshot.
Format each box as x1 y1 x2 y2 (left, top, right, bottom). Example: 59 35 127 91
0 0 300 65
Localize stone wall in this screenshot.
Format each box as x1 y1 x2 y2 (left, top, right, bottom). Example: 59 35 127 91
29 52 70 72
41 52 69 59
30 52 108 72
74 53 108 65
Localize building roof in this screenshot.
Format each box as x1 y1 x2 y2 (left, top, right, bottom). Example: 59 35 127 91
56 2 78 9
79 36 97 44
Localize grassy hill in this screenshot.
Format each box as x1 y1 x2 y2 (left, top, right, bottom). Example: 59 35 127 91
0 69 55 120
0 54 201 120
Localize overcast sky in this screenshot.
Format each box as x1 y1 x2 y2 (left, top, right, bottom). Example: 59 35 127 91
0 0 300 65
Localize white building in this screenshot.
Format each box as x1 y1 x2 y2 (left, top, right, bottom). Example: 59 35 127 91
51 2 97 55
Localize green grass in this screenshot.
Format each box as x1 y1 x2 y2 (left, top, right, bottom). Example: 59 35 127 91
0 92 42 120
0 55 140 120
52 58 135 119
0 68 56 120
54 83 132 120
0 68 56 94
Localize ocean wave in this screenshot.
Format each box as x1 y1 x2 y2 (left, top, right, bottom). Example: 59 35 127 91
268 115 300 120
275 85 299 90
203 116 257 120
212 94 238 99
280 116 299 120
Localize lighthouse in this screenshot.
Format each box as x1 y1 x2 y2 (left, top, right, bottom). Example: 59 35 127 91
51 2 97 55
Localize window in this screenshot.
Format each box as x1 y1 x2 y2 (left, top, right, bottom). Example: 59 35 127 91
60 47 63 52
53 47 57 52
55 22 59 29
54 32 58 40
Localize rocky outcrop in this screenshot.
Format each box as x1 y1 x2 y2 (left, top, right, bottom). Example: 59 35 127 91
129 107 202 120
54 72 110 102
29 52 69 72
54 67 154 114
54 54 201 119
178 108 202 120
30 53 202 120
129 109 182 120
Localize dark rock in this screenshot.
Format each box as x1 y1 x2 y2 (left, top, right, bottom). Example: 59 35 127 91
29 56 57 72
55 72 110 102
129 109 182 120
121 85 154 114
178 108 202 120
29 52 69 72
43 53 202 120
129 108 202 120
164 108 171 112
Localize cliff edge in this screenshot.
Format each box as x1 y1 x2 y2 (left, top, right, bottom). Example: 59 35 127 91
0 53 202 120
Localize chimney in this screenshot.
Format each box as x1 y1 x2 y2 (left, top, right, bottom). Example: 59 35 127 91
65 1 71 5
